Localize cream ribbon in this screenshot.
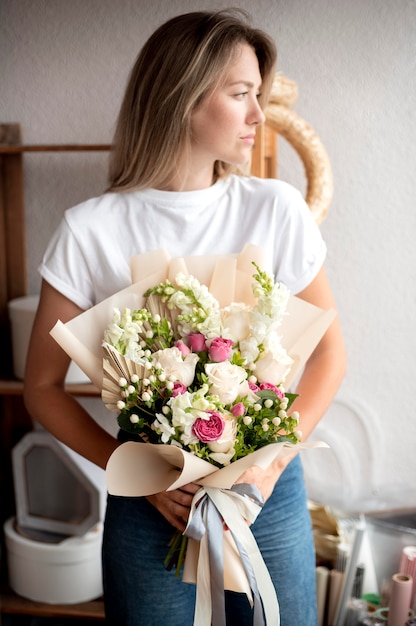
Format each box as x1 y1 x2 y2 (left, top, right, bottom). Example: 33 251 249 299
185 484 280 626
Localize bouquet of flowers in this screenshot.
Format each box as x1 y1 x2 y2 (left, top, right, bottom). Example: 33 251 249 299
102 263 301 465
50 245 335 626
100 263 302 580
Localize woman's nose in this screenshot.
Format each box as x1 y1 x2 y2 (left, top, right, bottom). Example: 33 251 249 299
249 99 266 125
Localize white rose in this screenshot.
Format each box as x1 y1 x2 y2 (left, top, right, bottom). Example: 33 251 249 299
237 379 260 403
208 416 236 454
152 347 199 387
205 361 247 404
255 332 294 384
221 303 251 342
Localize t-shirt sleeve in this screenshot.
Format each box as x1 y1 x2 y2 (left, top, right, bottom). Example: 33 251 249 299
38 216 95 310
271 183 327 294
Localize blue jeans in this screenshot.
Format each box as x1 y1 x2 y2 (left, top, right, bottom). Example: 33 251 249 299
102 456 317 625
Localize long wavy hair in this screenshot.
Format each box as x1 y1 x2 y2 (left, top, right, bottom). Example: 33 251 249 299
108 9 277 191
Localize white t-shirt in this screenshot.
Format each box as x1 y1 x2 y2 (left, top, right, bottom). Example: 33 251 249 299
39 175 326 310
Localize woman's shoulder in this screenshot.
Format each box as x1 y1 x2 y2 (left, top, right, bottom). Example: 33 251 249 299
63 190 136 230
229 174 304 203
65 191 121 217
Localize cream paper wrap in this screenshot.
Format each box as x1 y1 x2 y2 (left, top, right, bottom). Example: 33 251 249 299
50 244 335 625
50 243 336 391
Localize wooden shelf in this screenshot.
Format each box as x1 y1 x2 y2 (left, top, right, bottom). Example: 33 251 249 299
0 379 99 397
0 144 111 154
0 127 109 624
1 585 105 621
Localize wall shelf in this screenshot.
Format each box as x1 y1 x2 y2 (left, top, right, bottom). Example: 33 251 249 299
0 124 111 622
0 379 99 397
0 585 105 622
0 144 112 154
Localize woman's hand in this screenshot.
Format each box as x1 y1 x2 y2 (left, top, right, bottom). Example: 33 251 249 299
146 482 201 532
235 449 299 503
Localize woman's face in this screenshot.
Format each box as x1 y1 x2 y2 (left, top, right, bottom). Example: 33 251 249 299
190 43 266 181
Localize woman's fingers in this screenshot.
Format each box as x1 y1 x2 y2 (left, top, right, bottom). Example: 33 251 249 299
146 483 200 531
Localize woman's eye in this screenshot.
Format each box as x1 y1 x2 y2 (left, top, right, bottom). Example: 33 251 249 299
234 91 248 98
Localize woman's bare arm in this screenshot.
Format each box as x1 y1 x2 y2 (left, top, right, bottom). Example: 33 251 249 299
23 280 120 469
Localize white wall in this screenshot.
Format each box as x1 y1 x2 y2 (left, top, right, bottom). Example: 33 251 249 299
1 0 415 512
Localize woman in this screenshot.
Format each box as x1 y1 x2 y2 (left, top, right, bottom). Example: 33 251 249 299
24 9 346 625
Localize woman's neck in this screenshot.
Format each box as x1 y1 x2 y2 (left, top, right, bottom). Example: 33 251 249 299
158 159 215 192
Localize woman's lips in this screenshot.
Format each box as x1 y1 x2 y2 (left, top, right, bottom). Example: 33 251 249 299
241 134 256 145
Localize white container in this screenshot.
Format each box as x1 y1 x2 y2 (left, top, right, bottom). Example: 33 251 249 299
8 295 90 384
12 431 102 537
365 508 416 592
4 517 103 604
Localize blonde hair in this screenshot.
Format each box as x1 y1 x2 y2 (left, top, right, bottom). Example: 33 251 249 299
108 9 277 192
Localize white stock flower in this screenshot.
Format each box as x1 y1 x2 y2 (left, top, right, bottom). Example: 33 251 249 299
152 347 199 387
248 281 291 345
153 413 176 443
168 392 196 433
169 273 222 338
175 274 218 310
197 312 223 341
205 361 247 404
239 336 260 369
249 310 273 344
168 387 216 445
103 322 124 346
254 281 290 320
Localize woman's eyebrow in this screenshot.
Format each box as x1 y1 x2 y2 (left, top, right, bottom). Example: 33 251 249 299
227 80 261 89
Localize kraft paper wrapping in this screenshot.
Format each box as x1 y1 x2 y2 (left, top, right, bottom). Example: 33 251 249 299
50 243 336 391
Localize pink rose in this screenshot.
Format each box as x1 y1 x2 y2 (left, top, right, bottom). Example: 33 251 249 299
188 333 207 352
172 382 187 397
208 337 234 362
248 381 260 392
174 340 191 356
192 410 225 443
259 382 284 398
231 402 246 417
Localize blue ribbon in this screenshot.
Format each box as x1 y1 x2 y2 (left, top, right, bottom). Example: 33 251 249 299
185 484 266 626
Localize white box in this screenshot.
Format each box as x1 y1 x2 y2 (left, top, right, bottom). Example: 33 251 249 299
8 294 90 384
6 430 105 604
12 431 101 537
4 517 103 604
365 508 416 591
